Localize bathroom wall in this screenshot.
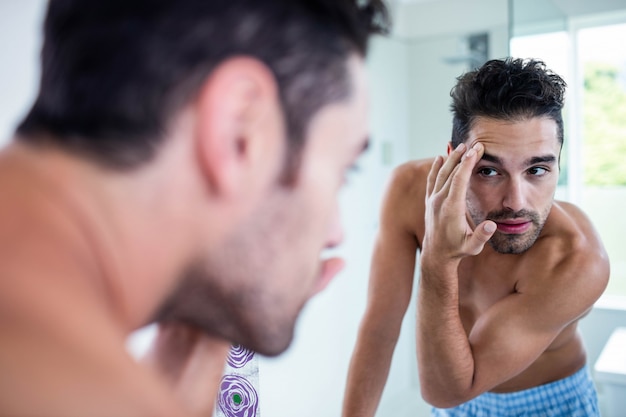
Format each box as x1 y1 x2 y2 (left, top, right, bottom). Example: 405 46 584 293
0 0 44 143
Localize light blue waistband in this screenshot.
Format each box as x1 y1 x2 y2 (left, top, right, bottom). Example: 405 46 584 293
432 365 599 417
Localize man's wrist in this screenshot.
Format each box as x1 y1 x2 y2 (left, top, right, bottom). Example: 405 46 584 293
420 252 460 276
419 253 460 296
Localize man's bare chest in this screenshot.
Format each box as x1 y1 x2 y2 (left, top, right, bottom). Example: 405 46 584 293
456 258 522 334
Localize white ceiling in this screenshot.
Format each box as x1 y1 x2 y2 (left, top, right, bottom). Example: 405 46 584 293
391 0 441 3
390 0 626 17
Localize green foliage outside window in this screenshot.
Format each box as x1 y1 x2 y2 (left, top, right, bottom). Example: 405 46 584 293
583 62 626 186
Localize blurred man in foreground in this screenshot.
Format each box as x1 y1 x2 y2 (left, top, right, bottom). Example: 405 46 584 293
0 1 388 415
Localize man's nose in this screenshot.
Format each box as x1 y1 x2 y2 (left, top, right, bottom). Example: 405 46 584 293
325 204 344 249
502 177 527 212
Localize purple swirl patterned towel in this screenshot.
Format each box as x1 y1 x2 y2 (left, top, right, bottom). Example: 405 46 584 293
216 345 260 417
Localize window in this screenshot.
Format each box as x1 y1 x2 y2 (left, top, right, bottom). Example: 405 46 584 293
577 23 626 299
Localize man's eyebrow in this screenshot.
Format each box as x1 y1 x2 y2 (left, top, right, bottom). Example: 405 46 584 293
357 137 370 155
480 152 502 164
480 153 557 166
526 155 557 165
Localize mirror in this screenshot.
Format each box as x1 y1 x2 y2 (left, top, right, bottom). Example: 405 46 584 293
261 1 626 416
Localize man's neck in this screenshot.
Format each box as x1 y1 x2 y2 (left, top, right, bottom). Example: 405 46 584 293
1 138 211 332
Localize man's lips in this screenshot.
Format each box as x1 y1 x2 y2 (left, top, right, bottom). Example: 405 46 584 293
312 257 345 295
495 221 532 234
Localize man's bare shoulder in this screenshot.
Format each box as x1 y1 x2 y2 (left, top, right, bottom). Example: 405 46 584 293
384 158 435 204
379 158 436 237
521 200 609 301
390 158 436 185
544 200 606 255
0 163 184 417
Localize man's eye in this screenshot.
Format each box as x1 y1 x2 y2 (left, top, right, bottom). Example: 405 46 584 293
348 163 361 173
478 167 498 177
528 166 548 176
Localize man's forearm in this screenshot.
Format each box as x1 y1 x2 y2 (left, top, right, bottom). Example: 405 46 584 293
417 259 475 408
342 331 398 417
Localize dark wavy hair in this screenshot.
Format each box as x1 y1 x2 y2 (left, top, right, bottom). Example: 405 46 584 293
16 0 389 172
450 58 567 149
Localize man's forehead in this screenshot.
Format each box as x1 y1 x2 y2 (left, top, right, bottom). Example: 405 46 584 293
468 116 560 148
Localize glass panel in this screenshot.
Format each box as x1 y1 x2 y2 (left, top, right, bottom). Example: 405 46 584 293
578 23 626 297
509 0 566 38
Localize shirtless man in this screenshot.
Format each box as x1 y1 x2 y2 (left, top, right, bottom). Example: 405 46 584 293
0 1 388 416
343 58 609 416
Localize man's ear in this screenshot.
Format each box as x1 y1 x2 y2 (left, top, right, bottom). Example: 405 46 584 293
193 56 285 198
447 142 453 155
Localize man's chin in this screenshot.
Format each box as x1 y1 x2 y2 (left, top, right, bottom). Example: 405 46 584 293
235 324 295 357
488 232 537 254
